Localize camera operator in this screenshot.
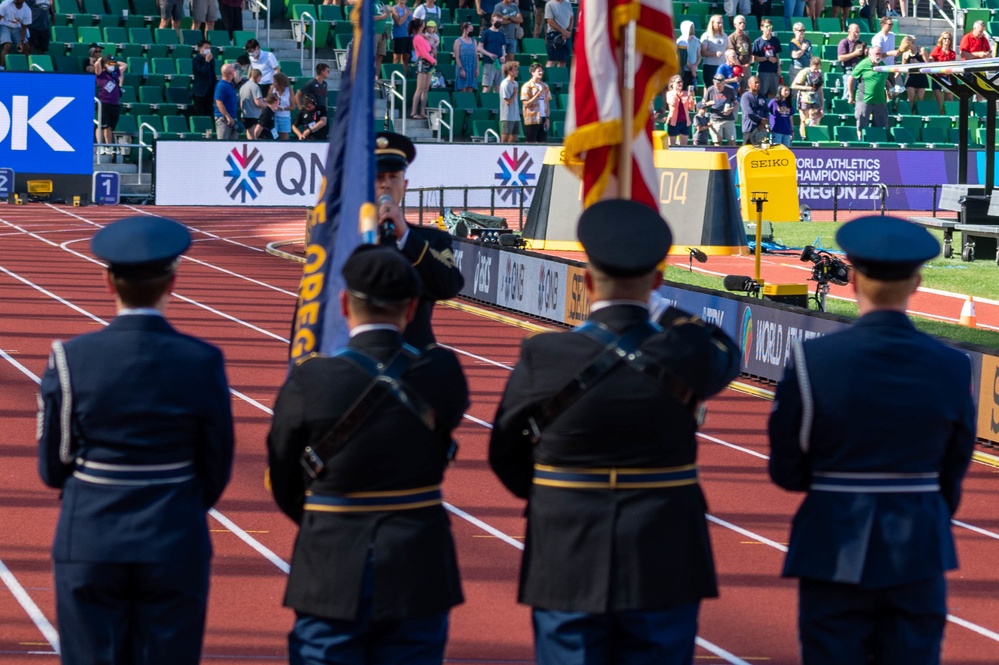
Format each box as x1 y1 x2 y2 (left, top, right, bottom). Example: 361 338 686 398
374 131 464 349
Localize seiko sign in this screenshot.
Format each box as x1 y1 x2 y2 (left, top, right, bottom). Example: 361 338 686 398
0 74 94 175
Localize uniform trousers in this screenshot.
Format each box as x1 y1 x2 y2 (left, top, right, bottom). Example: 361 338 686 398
798 575 946 665
288 556 449 665
533 602 700 665
54 559 210 665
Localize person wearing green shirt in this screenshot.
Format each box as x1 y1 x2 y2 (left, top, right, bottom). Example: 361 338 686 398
852 46 891 140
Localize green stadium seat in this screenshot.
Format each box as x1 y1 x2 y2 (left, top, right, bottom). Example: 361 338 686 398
472 118 497 139
479 91 499 110
136 114 164 135
139 85 164 103
179 16 193 29
115 113 138 137
53 0 78 15
521 37 545 55
119 85 137 103
151 56 174 74
51 25 77 46
896 114 922 133
232 30 256 47
207 29 231 46
189 115 214 135
427 90 451 110
435 62 455 85
964 8 993 31
122 14 146 28
126 26 152 44
279 60 303 78
77 25 101 43
153 28 179 45
5 54 28 71
181 29 202 45
81 0 106 15
126 55 145 72
924 115 952 130
175 57 193 76
166 87 191 106
942 100 960 116
890 126 921 146
917 99 941 116
318 4 341 20
833 125 859 143
147 44 171 59
805 125 831 143
132 0 158 15
921 127 948 145
104 26 128 43
550 120 564 140
452 91 478 109
53 54 79 72
28 55 54 71
163 115 189 135
127 102 152 116
143 73 166 88
816 18 841 32
71 13 95 26
105 0 127 15
327 89 338 110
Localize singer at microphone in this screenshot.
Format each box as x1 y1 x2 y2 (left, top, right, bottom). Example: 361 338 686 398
373 131 464 348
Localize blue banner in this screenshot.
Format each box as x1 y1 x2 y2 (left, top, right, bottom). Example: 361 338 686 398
0 74 94 175
289 1 375 365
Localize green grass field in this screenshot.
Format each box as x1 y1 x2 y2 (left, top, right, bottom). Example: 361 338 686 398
664 221 999 350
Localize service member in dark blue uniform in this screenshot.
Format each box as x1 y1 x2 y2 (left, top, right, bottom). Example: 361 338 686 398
373 131 464 348
768 216 977 665
267 244 469 665
488 199 741 665
37 216 235 665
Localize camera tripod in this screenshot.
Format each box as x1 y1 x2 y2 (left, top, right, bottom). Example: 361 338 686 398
810 280 832 312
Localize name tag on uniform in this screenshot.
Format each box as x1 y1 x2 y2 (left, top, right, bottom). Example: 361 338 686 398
103 81 117 94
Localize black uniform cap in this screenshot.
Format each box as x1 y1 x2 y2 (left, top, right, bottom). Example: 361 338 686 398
375 131 417 174
343 244 422 306
91 216 191 280
836 215 940 281
577 199 673 277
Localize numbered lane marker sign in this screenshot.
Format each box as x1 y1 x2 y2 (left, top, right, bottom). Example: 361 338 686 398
92 171 120 206
0 168 14 203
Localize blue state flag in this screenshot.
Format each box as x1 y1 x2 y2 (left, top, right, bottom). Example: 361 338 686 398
289 0 375 366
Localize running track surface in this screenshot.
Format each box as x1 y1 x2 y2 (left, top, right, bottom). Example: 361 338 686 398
1 205 998 664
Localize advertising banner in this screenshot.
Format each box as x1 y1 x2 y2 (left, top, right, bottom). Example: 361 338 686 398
736 302 848 381
154 141 548 207
0 73 95 176
453 240 501 305
656 284 743 341
977 354 999 445
494 250 567 321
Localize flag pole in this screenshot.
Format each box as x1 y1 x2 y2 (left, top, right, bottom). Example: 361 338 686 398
617 20 637 200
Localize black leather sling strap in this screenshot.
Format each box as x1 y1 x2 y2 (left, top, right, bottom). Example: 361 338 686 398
300 344 441 480
524 321 696 444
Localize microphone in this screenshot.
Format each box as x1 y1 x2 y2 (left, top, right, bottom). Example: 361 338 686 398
723 275 759 293
377 193 395 244
688 247 708 263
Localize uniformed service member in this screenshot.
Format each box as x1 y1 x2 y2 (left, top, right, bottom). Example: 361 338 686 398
768 216 976 665
374 130 464 348
488 199 741 665
37 216 235 665
267 244 469 664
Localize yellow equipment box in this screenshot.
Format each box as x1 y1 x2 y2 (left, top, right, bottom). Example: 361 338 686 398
736 143 800 223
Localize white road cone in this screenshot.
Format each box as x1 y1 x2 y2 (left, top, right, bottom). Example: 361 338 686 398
959 296 977 328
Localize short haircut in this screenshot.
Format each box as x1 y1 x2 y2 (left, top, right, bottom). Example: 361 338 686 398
245 38 260 50
810 56 822 66
249 68 262 80
346 292 411 321
316 62 330 75
856 272 919 307
530 62 544 74
265 92 279 103
880 16 893 26
761 19 773 27
197 38 210 48
109 269 174 308
236 53 251 66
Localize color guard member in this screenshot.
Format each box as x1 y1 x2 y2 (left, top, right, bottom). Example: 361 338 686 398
267 245 469 665
768 216 976 665
489 199 741 665
374 131 463 348
38 216 235 665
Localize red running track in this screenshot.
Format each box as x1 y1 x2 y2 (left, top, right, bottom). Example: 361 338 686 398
0 204 998 664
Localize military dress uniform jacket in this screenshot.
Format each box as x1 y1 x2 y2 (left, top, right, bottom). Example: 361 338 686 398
37 313 235 563
489 303 741 613
399 224 463 348
267 328 469 622
768 310 976 588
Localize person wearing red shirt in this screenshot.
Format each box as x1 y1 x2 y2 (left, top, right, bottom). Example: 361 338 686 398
928 30 956 112
959 20 991 59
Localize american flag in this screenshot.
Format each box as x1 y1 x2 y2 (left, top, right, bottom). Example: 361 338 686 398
564 0 678 209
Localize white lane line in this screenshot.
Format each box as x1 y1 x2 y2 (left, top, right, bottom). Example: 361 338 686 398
439 343 515 371
696 432 770 461
706 515 788 553
694 637 752 665
208 509 290 574
443 502 525 551
952 519 999 542
947 614 999 643
120 204 267 253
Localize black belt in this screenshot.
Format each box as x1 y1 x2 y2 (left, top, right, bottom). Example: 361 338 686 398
810 472 940 493
533 464 698 489
304 484 442 512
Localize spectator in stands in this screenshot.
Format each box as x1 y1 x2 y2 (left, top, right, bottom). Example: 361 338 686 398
84 43 103 73
724 0 750 19
95 56 126 155
218 0 242 40
192 38 218 117
214 63 240 139
544 0 572 67
788 22 812 84
692 102 711 144
750 0 771 32
25 0 49 55
413 0 442 24
252 93 279 140
0 0 31 70
239 68 266 138
830 0 850 31
391 0 413 73
960 20 991 60
728 15 752 91
410 18 436 119
475 0 499 31
521 61 551 142
293 94 329 141
235 53 252 83
493 0 522 56
272 71 295 140
929 31 956 113
752 18 782 99
838 23 865 104
453 21 478 93
677 20 700 92
480 16 508 93
425 20 440 55
717 49 743 96
297 62 330 111
805 0 823 30
782 0 804 30
373 0 392 74
192 0 217 37
532 0 544 38
852 45 890 140
792 56 824 139
664 74 695 146
518 0 534 41
499 61 520 142
899 35 928 114
741 75 770 144
158 0 182 38
703 72 737 145
700 15 727 87
769 84 795 146
871 17 898 65
246 38 280 96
